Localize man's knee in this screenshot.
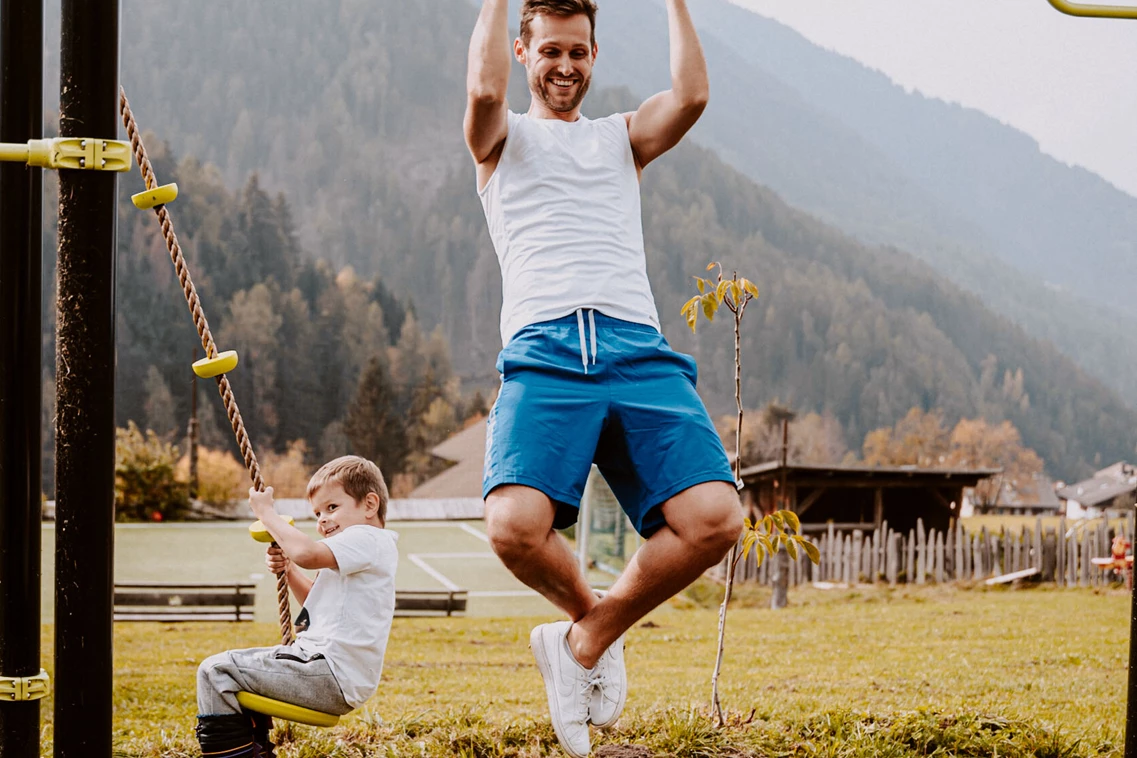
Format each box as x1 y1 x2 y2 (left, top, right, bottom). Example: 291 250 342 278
667 482 744 557
484 487 555 564
705 496 745 556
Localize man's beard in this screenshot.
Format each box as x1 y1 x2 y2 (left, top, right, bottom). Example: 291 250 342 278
529 70 591 113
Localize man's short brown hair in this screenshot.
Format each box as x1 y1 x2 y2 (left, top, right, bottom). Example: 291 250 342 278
520 0 598 48
307 455 389 523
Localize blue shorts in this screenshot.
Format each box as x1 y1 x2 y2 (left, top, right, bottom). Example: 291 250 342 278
482 310 735 537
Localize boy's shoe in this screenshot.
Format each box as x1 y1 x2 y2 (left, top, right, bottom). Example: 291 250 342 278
589 633 626 728
530 621 595 758
195 714 256 758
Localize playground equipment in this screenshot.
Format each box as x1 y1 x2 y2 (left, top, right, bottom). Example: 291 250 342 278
120 91 343 729
1046 0 1137 18
1092 534 1135 588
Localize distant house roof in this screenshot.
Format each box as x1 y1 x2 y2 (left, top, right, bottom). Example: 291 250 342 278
407 417 487 500
1056 461 1137 507
1057 476 1137 507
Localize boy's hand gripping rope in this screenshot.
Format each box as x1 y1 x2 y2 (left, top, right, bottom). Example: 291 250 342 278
119 87 294 646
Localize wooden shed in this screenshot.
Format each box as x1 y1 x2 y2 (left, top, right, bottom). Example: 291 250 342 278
739 462 1001 535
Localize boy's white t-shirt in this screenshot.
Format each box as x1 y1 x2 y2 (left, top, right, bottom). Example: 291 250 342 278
292 524 398 708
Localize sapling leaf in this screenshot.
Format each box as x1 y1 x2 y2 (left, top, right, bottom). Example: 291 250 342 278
802 539 821 564
783 510 801 533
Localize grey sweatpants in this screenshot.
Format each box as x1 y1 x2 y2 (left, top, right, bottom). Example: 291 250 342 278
197 645 353 716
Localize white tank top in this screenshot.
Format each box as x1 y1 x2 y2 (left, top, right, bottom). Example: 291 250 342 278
478 111 661 346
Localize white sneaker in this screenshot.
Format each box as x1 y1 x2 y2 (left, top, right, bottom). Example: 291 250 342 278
530 621 594 758
588 589 628 728
589 633 626 727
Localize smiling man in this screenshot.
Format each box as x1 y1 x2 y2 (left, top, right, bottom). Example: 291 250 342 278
464 1 743 755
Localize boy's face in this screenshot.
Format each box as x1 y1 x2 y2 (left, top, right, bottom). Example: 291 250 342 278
309 481 380 537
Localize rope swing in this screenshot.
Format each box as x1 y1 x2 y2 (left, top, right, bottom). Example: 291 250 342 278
120 87 294 647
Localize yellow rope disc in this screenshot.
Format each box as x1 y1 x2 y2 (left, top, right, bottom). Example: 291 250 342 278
235 692 340 728
131 182 178 209
192 350 239 379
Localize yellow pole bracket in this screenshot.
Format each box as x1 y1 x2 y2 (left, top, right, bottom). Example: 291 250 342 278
0 138 132 171
0 669 51 702
132 182 179 210
1047 0 1137 18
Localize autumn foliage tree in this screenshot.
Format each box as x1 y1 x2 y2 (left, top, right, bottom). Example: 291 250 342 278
861 408 1046 505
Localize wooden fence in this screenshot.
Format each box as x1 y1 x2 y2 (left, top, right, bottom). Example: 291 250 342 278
721 515 1136 588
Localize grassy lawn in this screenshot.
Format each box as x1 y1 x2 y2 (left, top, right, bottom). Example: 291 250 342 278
30 583 1128 756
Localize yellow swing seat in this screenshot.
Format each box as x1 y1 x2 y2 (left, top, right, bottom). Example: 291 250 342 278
235 691 340 728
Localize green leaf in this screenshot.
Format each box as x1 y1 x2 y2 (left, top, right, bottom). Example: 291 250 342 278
701 293 718 321
783 510 801 533
802 539 821 564
740 530 758 559
715 280 731 304
681 297 699 333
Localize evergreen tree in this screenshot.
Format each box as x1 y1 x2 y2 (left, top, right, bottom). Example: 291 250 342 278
344 355 408 474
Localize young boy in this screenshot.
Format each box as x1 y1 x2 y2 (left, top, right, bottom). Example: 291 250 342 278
194 455 399 758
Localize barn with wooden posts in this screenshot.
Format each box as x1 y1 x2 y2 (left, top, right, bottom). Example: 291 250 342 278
739 461 1001 534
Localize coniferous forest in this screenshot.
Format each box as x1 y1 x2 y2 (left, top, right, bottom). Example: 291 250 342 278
34 0 1137 496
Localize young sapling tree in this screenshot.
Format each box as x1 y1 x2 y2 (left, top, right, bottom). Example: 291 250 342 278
681 262 820 727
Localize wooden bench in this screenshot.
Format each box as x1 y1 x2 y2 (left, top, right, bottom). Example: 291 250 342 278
394 589 467 617
114 582 256 622
113 584 468 622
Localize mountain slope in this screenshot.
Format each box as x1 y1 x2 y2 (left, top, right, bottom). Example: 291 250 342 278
36 0 1137 479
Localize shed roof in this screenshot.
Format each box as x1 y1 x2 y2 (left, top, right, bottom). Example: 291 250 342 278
740 461 1001 487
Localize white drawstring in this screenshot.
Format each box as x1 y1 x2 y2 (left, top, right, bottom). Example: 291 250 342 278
576 308 598 374
589 310 597 367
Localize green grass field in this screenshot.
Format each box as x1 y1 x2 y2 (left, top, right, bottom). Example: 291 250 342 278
28 584 1130 756
26 523 1132 755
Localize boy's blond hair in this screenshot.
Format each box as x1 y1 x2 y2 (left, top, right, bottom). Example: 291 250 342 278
307 455 389 523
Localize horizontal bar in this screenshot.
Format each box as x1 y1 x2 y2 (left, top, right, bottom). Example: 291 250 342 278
1047 0 1137 18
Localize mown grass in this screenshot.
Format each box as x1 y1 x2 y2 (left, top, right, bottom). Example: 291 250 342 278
34 583 1126 756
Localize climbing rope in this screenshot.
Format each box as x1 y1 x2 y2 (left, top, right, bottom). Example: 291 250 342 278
120 87 294 646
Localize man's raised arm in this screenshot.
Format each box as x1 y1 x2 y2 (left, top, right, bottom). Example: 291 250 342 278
464 0 511 166
625 0 709 170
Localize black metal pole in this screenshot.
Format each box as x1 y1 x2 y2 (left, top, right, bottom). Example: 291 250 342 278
54 1 119 757
0 0 45 754
1128 510 1137 758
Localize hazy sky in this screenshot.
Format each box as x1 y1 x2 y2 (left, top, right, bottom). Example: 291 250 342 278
729 0 1137 198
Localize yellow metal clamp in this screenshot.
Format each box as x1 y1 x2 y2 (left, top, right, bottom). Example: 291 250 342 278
0 669 50 702
0 138 132 171
1047 0 1137 18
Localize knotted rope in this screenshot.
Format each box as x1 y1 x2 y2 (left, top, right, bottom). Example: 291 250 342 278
120 87 293 646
